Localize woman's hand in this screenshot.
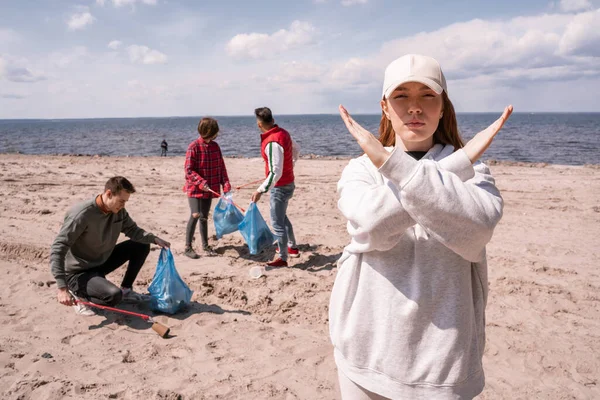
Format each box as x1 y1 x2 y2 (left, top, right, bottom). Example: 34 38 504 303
339 105 390 168
463 105 513 164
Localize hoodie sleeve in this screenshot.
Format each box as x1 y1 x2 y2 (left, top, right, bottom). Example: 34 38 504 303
50 211 87 289
257 142 284 193
379 148 503 262
337 156 416 253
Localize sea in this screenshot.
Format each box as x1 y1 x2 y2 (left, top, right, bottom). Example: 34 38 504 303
1 113 599 165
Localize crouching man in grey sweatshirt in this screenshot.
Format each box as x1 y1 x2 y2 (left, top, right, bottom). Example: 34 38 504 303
50 176 170 316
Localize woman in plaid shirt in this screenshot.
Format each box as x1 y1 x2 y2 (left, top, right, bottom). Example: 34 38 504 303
184 117 231 258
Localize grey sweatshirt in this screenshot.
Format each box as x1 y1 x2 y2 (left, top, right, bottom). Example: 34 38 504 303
329 144 503 399
50 197 157 289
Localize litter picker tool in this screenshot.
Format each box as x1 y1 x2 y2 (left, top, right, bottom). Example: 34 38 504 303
235 179 263 190
75 300 170 338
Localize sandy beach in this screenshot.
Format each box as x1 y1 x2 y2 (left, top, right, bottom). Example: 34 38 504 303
0 153 599 400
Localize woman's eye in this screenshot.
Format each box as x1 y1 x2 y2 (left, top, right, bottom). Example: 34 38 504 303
423 94 435 98
393 95 407 99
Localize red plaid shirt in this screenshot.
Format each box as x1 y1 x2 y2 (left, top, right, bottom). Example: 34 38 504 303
184 138 231 198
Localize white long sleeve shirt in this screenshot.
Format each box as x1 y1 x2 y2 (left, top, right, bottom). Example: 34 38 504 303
257 139 300 193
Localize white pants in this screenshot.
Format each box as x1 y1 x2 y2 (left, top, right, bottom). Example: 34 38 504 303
338 370 390 400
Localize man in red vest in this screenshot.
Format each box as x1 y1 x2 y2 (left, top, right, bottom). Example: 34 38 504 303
251 107 300 267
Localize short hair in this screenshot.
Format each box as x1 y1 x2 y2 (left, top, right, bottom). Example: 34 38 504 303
254 107 274 125
197 117 219 140
105 176 136 195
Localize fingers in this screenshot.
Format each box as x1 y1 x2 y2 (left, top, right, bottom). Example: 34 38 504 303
60 297 74 306
339 105 358 138
491 105 514 133
157 238 171 248
339 104 371 143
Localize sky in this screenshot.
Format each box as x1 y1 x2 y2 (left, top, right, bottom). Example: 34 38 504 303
0 0 599 118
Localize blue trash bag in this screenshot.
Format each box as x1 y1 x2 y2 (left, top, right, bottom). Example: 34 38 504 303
213 193 245 239
148 248 193 314
238 202 276 255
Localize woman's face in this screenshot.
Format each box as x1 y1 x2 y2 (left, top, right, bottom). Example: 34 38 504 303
381 82 443 151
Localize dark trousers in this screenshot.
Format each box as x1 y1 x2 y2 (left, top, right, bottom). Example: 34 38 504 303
186 197 212 248
66 240 150 306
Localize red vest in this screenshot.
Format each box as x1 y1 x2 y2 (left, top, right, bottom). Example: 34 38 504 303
260 125 295 187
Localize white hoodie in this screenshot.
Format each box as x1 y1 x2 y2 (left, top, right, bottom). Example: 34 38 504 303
329 144 503 399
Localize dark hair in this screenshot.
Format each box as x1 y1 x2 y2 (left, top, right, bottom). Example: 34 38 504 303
197 117 219 140
254 107 274 125
378 91 464 150
105 176 136 194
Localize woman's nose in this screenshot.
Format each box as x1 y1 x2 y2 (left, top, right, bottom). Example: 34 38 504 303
407 99 422 114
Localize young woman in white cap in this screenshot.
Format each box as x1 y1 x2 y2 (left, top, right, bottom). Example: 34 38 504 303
330 54 513 399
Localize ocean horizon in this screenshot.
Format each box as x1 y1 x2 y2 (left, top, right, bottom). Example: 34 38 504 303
1 112 599 165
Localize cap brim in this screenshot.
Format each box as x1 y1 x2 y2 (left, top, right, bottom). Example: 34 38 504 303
383 77 444 99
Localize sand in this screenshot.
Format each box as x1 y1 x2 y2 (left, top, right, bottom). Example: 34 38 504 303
0 154 598 400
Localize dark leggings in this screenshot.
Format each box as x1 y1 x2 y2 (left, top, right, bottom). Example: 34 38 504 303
186 197 213 248
66 240 151 306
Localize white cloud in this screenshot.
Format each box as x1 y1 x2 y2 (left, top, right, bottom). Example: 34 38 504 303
558 9 600 56
108 40 123 50
6 66 46 83
226 21 317 59
250 8 600 104
559 0 593 12
257 61 325 85
127 45 168 64
67 11 95 31
341 0 368 5
97 0 157 7
366 9 600 86
0 56 46 83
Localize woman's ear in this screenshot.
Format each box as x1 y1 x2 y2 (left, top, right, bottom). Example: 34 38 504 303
380 99 390 120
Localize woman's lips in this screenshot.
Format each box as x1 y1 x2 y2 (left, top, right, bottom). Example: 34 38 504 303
406 121 425 128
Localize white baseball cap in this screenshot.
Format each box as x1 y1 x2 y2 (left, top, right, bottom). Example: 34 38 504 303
382 54 447 99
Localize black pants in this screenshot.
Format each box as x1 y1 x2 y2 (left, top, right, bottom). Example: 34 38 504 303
66 240 150 306
186 197 212 248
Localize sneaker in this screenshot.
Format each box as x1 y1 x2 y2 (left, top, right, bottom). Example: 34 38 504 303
73 302 96 316
276 246 300 258
203 246 217 257
266 258 288 268
184 246 200 259
121 288 150 303
69 291 96 316
288 247 300 258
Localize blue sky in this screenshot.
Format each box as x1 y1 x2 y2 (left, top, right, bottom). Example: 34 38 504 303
0 0 599 118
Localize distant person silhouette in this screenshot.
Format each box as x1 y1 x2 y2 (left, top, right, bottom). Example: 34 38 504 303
160 139 168 156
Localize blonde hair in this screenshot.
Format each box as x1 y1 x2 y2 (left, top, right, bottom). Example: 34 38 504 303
378 91 464 150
